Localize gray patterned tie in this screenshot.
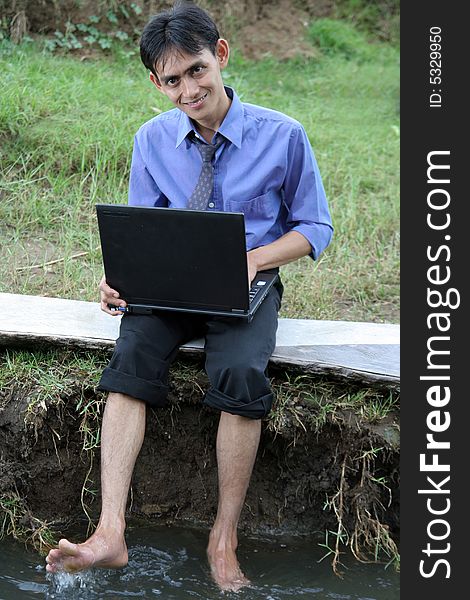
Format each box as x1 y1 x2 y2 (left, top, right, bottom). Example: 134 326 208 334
188 135 224 210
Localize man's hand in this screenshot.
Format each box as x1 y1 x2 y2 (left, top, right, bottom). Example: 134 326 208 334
246 252 259 286
99 275 127 316
246 232 312 285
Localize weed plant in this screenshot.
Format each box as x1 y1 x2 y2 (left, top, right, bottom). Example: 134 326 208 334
0 22 399 323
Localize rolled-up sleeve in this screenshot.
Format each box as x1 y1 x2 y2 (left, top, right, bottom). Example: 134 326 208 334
282 125 333 260
128 134 166 207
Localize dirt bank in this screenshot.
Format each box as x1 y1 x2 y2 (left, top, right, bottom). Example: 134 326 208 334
2 0 399 59
0 348 399 570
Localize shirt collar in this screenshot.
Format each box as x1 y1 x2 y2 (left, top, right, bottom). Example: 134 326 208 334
175 86 243 149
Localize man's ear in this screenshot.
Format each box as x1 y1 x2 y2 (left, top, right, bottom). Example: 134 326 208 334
149 72 162 91
215 39 230 69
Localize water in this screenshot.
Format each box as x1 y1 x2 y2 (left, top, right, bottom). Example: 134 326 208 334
0 524 399 599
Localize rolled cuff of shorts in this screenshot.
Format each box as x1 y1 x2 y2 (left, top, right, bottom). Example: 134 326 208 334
97 367 169 407
203 387 273 419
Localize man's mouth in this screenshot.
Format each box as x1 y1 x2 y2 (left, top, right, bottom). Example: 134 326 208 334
183 93 208 108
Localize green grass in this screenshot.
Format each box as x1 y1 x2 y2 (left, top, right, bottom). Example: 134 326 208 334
268 371 399 436
0 29 399 323
307 18 376 60
0 348 106 398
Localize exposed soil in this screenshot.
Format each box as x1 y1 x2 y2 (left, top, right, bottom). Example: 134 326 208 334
0 353 399 567
2 0 317 59
2 0 399 59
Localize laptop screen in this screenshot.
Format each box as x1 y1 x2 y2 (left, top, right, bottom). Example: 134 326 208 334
96 205 251 311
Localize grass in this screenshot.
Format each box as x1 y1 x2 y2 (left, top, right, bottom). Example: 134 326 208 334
1 350 399 453
0 27 399 323
0 491 57 554
268 371 399 437
0 348 106 400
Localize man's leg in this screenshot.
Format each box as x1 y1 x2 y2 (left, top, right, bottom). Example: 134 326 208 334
46 392 145 573
46 310 205 573
207 412 261 591
204 282 283 591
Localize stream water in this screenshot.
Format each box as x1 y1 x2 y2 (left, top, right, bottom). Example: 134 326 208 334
0 523 399 599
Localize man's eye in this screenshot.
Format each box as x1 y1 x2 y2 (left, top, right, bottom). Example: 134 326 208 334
193 66 204 74
167 78 178 86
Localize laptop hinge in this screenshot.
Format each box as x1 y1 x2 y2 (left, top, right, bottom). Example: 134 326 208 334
231 309 246 314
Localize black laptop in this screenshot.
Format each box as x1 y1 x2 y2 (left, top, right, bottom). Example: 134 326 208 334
95 204 278 322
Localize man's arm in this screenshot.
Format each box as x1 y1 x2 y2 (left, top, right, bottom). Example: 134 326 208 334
246 230 311 283
246 121 333 284
128 133 166 206
281 124 333 261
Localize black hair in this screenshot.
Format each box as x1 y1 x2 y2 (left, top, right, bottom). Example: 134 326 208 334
140 1 220 76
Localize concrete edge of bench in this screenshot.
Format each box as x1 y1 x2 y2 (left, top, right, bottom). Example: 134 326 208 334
0 293 400 389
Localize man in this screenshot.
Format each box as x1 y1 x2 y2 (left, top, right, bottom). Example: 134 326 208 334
45 0 332 592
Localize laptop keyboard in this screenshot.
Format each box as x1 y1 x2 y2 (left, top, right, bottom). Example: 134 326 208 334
249 286 260 304
249 279 269 304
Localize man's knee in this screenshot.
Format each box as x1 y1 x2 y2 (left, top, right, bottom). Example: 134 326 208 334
204 362 273 419
211 361 267 391
106 391 146 407
98 331 171 408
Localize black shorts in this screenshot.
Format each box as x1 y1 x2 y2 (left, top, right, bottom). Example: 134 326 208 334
98 280 283 419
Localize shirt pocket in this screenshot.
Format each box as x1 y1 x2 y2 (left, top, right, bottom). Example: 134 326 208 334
225 189 280 220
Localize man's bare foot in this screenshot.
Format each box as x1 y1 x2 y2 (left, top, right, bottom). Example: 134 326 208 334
207 534 250 592
45 531 128 574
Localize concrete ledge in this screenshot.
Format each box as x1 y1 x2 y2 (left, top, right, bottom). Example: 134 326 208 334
0 293 400 388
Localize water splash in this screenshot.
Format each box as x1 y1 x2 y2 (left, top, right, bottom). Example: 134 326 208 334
41 545 192 599
45 569 100 598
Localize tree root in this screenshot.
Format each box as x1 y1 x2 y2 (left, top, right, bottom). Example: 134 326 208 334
323 445 399 576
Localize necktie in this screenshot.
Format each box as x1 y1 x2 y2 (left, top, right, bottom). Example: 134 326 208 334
188 135 224 210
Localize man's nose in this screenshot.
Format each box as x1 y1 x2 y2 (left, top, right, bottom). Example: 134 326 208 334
181 76 199 98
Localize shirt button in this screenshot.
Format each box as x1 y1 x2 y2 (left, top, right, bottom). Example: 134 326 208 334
208 202 215 208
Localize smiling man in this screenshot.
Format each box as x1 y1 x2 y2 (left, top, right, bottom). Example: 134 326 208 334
45 0 332 592
149 40 232 141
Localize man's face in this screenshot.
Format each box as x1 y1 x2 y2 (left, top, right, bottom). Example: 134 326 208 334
151 40 229 125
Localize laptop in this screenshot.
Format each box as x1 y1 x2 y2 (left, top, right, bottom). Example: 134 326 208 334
95 204 278 322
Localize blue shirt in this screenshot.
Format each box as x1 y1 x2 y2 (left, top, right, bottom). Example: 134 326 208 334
129 87 333 259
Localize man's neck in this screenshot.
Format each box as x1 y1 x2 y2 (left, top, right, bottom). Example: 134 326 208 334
194 123 219 144
194 93 231 143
